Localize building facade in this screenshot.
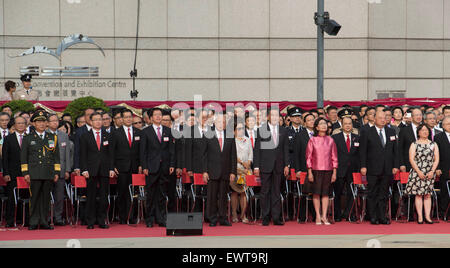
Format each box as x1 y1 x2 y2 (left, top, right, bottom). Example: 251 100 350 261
0 0 449 102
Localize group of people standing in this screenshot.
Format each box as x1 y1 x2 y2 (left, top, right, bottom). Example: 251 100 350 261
1 99 449 231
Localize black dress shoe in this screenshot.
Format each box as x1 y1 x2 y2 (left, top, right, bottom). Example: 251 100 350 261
370 219 379 225
119 220 127 225
99 224 109 229
158 222 166 227
40 225 54 230
262 219 270 226
209 222 217 227
54 221 66 226
379 219 390 225
334 218 342 223
425 219 433 224
219 220 232 226
87 225 94 230
417 220 424 225
28 225 38 231
273 220 284 226
146 222 153 228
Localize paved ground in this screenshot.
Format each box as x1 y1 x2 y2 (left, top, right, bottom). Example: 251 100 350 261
1 234 449 248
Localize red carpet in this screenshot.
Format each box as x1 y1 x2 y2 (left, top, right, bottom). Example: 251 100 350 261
0 221 449 241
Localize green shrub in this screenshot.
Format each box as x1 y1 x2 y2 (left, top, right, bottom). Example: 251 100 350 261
64 96 109 125
1 100 35 115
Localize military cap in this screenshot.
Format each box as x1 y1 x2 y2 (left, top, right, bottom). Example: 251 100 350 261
20 74 32 82
31 110 47 122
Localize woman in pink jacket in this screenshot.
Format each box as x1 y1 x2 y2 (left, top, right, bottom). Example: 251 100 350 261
304 118 338 225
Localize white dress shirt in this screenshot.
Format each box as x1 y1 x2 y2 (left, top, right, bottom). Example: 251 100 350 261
446 131 450 144
215 130 224 151
123 126 133 141
92 129 102 144
375 126 386 145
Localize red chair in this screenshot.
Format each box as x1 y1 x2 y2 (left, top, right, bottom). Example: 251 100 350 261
395 172 413 222
191 173 207 221
13 177 30 228
349 173 368 222
295 172 307 222
246 175 261 222
181 168 192 212
127 174 146 225
70 175 87 226
107 176 118 224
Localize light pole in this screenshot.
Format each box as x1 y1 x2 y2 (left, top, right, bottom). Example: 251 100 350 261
314 0 341 109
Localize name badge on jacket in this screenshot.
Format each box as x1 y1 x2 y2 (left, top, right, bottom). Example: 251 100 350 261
163 137 169 142
354 142 360 147
103 141 109 146
390 136 396 141
135 136 140 141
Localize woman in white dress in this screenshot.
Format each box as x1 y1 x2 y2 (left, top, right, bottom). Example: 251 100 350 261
231 121 253 224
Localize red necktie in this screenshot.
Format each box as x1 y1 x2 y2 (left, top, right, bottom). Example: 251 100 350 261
250 132 254 148
96 131 101 151
218 132 223 152
346 134 351 153
127 128 132 147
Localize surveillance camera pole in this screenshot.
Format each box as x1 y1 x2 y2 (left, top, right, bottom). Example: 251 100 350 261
315 0 325 109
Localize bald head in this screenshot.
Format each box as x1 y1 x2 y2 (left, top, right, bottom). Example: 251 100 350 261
442 116 450 133
375 111 386 129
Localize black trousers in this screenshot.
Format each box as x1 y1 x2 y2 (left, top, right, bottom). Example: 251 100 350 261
206 178 228 223
167 173 177 213
86 176 109 226
367 175 390 221
260 171 282 222
145 170 168 225
29 180 53 226
5 180 17 226
333 170 354 219
117 173 132 222
439 175 449 217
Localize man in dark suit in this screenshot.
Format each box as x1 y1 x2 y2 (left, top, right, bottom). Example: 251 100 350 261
111 109 142 224
360 111 399 225
80 112 115 229
435 117 450 219
254 107 290 226
397 107 422 221
184 109 208 212
202 114 237 227
359 107 376 136
332 116 360 222
140 108 176 228
74 108 95 176
293 113 315 222
424 111 442 141
399 108 423 173
2 116 27 227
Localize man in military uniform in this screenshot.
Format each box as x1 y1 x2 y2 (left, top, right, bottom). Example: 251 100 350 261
14 74 39 101
21 111 60 230
284 107 303 220
332 108 360 136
